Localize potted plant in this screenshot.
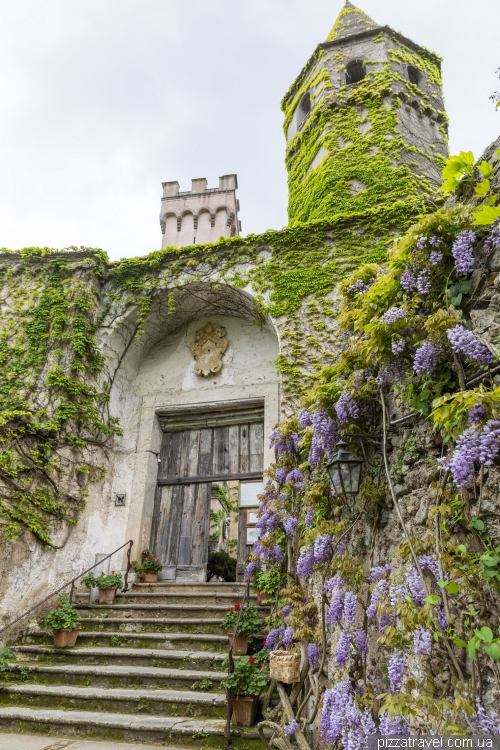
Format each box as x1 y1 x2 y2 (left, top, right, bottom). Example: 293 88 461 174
222 603 261 655
252 565 280 606
221 655 268 726
44 594 81 648
132 549 163 583
80 571 123 604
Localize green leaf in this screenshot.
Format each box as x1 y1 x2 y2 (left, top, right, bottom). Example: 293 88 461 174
437 580 447 588
473 205 500 226
468 636 479 660
484 643 500 661
445 581 459 595
476 627 493 643
451 294 462 307
424 595 441 604
470 518 485 531
478 161 494 179
441 152 475 193
487 194 499 206
453 638 467 648
475 179 491 197
456 544 467 555
459 281 471 294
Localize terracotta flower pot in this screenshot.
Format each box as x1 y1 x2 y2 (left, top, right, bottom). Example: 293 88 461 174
144 573 158 583
53 626 81 648
231 695 259 727
98 586 117 604
227 632 249 655
255 589 270 605
65 626 81 647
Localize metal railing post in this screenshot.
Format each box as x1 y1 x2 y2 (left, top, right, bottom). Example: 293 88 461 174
224 579 251 750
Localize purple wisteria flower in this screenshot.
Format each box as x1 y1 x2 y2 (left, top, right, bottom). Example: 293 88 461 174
347 278 372 295
368 565 391 582
447 325 493 364
378 613 392 634
327 588 345 626
343 591 357 626
313 534 331 564
297 546 314 578
388 650 406 693
336 630 353 666
392 338 406 355
283 517 298 537
244 561 260 580
436 606 449 630
417 237 427 250
282 627 294 649
382 307 406 325
282 605 292 618
272 544 284 562
429 249 443 265
286 468 304 489
417 268 431 295
413 341 440 375
469 703 500 734
379 713 410 735
429 236 442 247
452 229 476 275
400 266 416 292
418 555 440 580
305 508 315 527
355 629 368 657
309 408 338 465
264 628 280 649
321 680 377 750
376 358 407 387
366 579 389 619
406 565 426 605
325 574 344 593
335 390 360 424
308 642 319 669
439 419 500 488
485 219 500 254
284 719 300 738
298 408 313 428
275 468 287 483
414 626 432 656
469 404 486 422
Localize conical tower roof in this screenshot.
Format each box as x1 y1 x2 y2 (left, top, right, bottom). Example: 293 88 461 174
326 1 379 42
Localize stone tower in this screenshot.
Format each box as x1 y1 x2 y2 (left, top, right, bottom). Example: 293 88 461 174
282 1 448 225
160 174 241 248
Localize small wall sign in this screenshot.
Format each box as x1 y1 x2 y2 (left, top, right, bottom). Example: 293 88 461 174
114 493 127 507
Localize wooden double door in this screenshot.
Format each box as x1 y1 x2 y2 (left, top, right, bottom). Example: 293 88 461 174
150 420 264 581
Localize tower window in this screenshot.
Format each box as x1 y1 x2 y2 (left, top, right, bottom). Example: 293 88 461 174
408 66 422 88
346 60 366 86
297 92 311 128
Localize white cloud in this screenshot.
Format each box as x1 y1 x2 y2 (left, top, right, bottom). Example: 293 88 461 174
0 0 497 260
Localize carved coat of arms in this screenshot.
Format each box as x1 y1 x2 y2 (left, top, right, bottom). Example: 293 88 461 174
189 322 228 376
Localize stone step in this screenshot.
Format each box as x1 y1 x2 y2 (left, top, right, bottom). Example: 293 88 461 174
134 581 249 601
77 617 225 634
27 631 229 654
74 603 238 619
5 663 226 690
0 684 227 719
11 646 226 672
76 589 255 607
0 706 263 749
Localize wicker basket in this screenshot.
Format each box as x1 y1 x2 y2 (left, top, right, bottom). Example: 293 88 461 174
269 650 300 684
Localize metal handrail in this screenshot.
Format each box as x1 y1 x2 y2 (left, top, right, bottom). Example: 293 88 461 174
0 539 134 638
224 578 251 750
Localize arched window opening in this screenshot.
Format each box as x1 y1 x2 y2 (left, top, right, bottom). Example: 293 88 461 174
346 60 366 86
297 92 311 128
408 65 422 88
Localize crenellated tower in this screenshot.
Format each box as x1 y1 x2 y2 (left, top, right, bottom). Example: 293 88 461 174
282 1 448 225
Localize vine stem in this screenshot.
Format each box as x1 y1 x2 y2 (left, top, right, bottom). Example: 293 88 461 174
434 470 451 622
276 682 312 750
380 390 465 681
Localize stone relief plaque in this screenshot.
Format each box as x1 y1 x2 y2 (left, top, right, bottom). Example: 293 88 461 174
189 322 228 376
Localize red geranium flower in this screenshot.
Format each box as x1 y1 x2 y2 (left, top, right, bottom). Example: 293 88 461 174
234 604 241 609
230 608 234 613
262 640 266 645
249 658 256 664
111 570 115 574
139 569 143 573
55 605 60 609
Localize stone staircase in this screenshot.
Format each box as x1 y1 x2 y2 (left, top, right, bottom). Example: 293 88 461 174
0 582 266 749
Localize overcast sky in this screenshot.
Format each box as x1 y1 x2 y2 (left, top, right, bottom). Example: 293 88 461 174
0 1 498 261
